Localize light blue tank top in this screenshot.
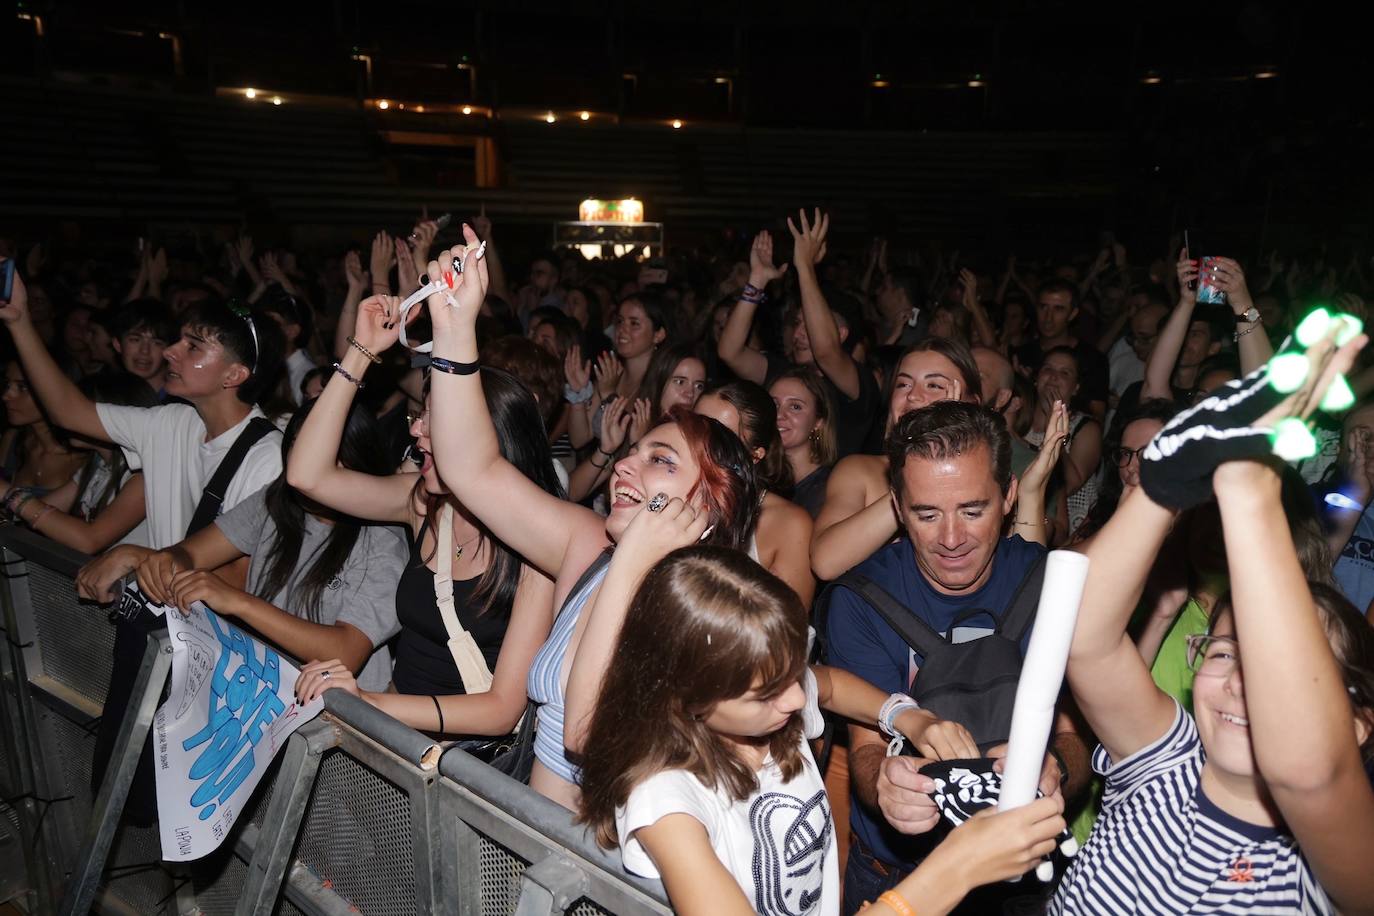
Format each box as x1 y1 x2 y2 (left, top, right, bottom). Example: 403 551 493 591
527 551 612 783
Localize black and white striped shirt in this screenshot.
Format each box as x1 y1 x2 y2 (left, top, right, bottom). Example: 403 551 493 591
1052 703 1333 915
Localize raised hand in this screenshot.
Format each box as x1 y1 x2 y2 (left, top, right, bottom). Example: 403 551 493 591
748 230 789 285
599 396 634 454
1021 401 1068 496
593 350 623 400
395 237 419 295
564 343 592 390
343 249 369 291
959 267 981 311
370 231 396 290
471 203 492 241
0 267 30 324
1175 246 1198 305
1209 257 1254 316
235 235 256 271
352 293 406 355
627 397 653 444
410 217 439 262
787 208 830 267
422 224 489 336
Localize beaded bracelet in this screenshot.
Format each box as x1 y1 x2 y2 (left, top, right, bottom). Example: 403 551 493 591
430 356 480 376
347 336 383 365
331 361 366 389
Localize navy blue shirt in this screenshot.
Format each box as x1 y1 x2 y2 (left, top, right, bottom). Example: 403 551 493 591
826 534 1046 867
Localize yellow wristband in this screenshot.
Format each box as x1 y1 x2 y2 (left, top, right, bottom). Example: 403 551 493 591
877 890 917 916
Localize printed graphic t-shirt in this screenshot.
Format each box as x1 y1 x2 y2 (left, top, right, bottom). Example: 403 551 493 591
617 669 839 916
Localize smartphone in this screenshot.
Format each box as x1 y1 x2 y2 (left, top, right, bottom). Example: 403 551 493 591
1183 230 1197 290
1 258 13 302
434 212 452 231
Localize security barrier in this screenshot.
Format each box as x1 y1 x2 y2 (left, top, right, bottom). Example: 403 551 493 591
0 525 672 915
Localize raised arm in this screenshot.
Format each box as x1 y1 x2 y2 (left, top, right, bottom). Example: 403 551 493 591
810 456 898 580
285 295 416 525
564 497 708 756
789 209 861 398
716 231 786 384
1013 401 1067 545
1141 250 1199 401
960 268 999 350
1212 386 1374 911
333 249 369 360
1065 485 1178 762
425 229 607 579
471 207 510 302
0 271 107 441
1212 257 1274 374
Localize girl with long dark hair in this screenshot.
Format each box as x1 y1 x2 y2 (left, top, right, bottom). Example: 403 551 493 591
288 295 561 739
419 230 762 809
574 537 1068 916
6 371 156 552
135 400 407 689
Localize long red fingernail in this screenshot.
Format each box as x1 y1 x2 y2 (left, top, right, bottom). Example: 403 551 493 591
443 270 455 288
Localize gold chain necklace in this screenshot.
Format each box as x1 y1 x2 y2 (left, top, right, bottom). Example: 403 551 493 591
453 532 482 560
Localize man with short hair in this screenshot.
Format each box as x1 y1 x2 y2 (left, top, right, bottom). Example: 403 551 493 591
972 345 1036 476
827 401 1088 913
1014 279 1110 421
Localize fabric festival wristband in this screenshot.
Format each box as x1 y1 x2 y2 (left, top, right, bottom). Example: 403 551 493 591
430 356 480 376
878 693 921 738
564 382 595 404
395 241 488 354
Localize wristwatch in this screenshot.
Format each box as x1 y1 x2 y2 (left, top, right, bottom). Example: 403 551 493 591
1234 306 1261 325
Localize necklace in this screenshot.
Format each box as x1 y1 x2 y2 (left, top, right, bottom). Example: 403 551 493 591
453 532 482 560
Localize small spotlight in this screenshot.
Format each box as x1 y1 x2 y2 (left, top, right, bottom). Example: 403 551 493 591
545 112 556 123
714 77 729 84
871 80 890 89
245 88 257 99
967 80 985 88
271 96 282 106
461 105 472 115
579 111 591 121
1141 71 1162 85
1254 70 1278 79
671 119 683 129
378 99 389 110
415 104 425 112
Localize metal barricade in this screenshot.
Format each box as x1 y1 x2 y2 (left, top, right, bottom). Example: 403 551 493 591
0 526 672 915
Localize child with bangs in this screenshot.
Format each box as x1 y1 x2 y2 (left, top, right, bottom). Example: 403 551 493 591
573 508 1069 916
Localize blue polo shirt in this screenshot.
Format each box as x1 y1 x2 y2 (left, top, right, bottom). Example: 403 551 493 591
826 534 1046 868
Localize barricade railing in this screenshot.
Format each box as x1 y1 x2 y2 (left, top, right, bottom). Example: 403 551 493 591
0 525 672 915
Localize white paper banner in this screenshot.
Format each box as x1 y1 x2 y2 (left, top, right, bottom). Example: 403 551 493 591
154 601 324 861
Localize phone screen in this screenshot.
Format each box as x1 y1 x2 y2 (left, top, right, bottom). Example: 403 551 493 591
1 258 14 302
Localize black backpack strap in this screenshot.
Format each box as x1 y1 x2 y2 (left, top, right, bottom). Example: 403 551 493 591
825 572 946 659
998 552 1049 643
185 417 277 537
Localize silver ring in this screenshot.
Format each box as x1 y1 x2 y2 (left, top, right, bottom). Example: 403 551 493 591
646 493 668 513
321 669 332 680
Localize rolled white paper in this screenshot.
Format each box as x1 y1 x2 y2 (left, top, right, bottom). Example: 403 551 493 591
997 549 1091 813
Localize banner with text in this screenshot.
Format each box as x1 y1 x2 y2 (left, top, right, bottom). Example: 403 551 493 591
154 601 323 861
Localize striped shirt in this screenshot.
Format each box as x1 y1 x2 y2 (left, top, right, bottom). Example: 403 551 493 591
1052 703 1333 915
526 553 611 784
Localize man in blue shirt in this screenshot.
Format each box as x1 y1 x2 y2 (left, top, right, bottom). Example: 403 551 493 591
827 401 1089 913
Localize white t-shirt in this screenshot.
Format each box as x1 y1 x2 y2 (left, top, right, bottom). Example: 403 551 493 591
95 402 283 550
617 669 839 916
286 349 317 406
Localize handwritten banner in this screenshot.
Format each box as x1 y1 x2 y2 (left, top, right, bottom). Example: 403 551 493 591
154 601 323 861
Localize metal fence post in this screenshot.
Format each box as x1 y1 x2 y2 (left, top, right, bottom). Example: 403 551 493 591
513 854 590 916
57 629 171 916
235 717 339 916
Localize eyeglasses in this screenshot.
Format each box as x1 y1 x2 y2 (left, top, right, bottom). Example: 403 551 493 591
1113 445 1148 467
1186 634 1239 678
227 300 260 374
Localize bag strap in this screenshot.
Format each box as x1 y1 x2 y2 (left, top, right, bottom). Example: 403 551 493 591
434 502 495 695
828 572 946 658
998 552 1049 643
558 548 614 618
185 416 276 537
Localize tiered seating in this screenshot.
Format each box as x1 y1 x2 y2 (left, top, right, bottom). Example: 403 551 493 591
4 77 1122 241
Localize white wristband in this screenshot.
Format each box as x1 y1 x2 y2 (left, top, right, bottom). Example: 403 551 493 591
878 693 921 739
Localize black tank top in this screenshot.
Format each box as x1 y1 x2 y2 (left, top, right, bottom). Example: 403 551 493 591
391 517 513 696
